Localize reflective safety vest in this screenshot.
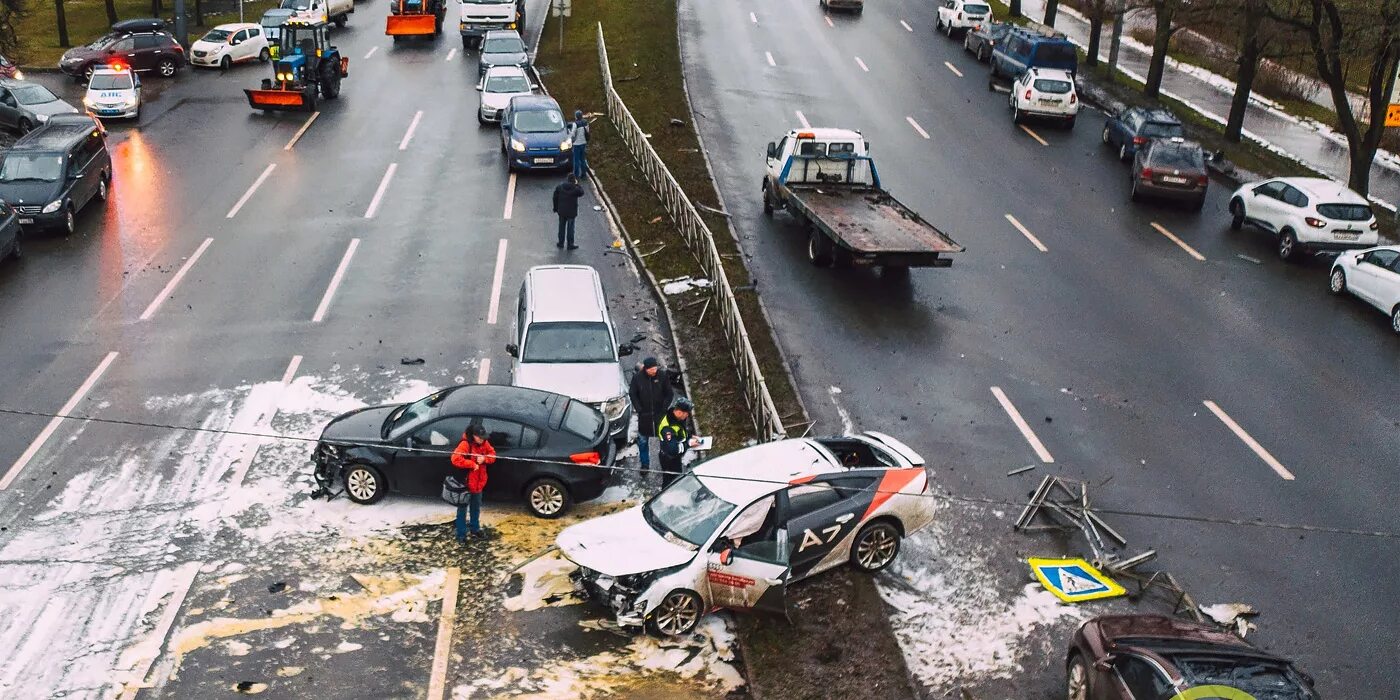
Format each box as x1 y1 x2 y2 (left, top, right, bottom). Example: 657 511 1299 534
657 413 689 456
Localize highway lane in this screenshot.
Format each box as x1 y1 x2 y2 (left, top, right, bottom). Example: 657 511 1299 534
682 0 1399 694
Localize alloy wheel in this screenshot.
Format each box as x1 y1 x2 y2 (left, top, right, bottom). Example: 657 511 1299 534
653 591 700 635
63 209 75 235
1330 269 1346 294
529 481 564 516
1066 658 1088 700
1392 307 1400 334
1279 231 1296 259
346 468 378 501
856 525 898 570
159 59 176 77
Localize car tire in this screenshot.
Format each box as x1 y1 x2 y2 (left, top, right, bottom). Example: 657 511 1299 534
807 229 834 267
344 464 387 504
851 520 901 572
83 64 96 82
1101 124 1111 145
761 180 774 216
1229 198 1245 230
1329 267 1347 295
220 55 231 71
525 477 571 518
477 111 487 125
8 230 21 260
16 118 31 134
334 13 347 27
1278 229 1299 261
1064 115 1076 130
1391 305 1400 335
1066 652 1090 700
1118 143 1129 162
259 47 270 62
1191 194 1205 211
61 207 75 236
157 58 177 78
1129 176 1141 203
95 175 109 203
963 33 971 52
646 589 703 636
1012 103 1024 125
978 45 987 61
945 21 954 37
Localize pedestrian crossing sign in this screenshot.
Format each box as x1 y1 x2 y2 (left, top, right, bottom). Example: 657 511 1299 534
1028 557 1126 603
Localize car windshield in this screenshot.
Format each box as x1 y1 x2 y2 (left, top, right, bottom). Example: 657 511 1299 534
1033 78 1071 93
512 108 565 133
483 36 524 53
201 29 232 42
1316 202 1372 221
89 73 133 90
991 24 1011 39
0 154 64 182
522 322 614 363
562 399 605 440
384 389 449 436
643 474 737 547
1173 657 1318 700
86 33 120 49
965 3 990 13
486 74 530 93
11 85 58 105
1151 145 1204 170
1142 121 1184 138
283 0 311 9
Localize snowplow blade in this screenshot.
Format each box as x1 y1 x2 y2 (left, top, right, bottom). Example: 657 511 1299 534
385 14 436 35
245 88 312 111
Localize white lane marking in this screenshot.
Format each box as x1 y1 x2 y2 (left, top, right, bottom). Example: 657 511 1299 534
1019 124 1049 146
224 355 304 488
854 56 869 72
280 355 304 385
445 48 457 61
828 386 855 435
283 110 320 151
944 61 963 77
1004 214 1048 252
1203 400 1295 480
824 15 833 27
139 237 214 320
765 51 775 67
795 110 810 128
364 162 398 218
477 358 491 384
906 116 930 139
487 239 507 324
1150 222 1207 261
990 386 1055 464
426 567 461 700
114 562 202 700
312 239 360 323
750 11 757 23
399 110 423 151
900 19 913 32
1 351 119 490
503 173 517 219
226 163 276 218
364 46 379 60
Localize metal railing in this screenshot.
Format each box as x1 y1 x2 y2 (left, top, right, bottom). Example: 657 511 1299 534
596 23 786 441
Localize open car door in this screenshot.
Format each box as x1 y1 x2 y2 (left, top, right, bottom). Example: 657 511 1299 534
704 495 790 618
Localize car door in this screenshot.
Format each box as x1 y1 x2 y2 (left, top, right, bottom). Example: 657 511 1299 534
0 87 17 128
706 495 789 615
1278 184 1310 232
107 37 139 69
65 141 95 210
1353 249 1400 307
396 414 474 495
247 27 266 58
784 480 872 579
1111 654 1174 699
471 417 536 499
1248 181 1284 228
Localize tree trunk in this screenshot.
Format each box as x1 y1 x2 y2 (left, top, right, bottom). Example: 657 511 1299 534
1044 0 1060 27
1226 3 1264 142
104 0 119 25
1087 15 1103 66
194 0 203 26
1108 4 1124 71
1010 0 1022 19
53 0 69 47
1144 4 1175 99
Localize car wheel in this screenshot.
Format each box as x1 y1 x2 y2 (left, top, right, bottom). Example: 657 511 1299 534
16 118 31 134
1391 306 1400 335
978 45 987 61
851 520 901 572
963 33 971 52
1278 229 1298 261
945 21 954 37
95 176 108 203
807 229 833 267
1329 267 1347 295
8 230 21 260
344 464 387 504
1129 176 1141 202
1229 198 1245 230
62 207 75 236
761 181 774 216
1012 104 1024 125
1191 194 1205 211
334 13 347 27
220 55 231 71
935 16 941 30
463 36 471 50
84 64 96 82
646 589 703 636
1118 143 1129 162
1066 653 1090 700
1101 124 1111 145
259 47 270 62
1064 115 1076 130
525 477 571 518
157 58 177 77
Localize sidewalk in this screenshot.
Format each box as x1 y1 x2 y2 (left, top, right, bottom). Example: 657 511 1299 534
1016 0 1400 210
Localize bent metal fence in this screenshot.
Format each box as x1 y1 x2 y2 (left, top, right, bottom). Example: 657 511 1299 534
596 23 786 441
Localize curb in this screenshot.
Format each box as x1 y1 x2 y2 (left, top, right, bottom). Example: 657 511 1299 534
16 66 63 74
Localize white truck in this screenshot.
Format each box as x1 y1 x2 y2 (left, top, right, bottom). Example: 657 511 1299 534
458 0 524 49
281 0 354 27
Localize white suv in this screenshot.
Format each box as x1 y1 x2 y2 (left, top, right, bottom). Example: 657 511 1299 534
1228 177 1379 261
1329 246 1400 334
936 0 992 36
1010 67 1079 128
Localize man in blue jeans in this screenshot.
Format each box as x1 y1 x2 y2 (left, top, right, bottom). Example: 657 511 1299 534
569 109 591 178
627 357 673 476
450 425 496 541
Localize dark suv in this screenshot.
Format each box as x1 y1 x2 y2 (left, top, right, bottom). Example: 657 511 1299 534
59 19 186 81
0 117 112 234
1102 107 1185 162
1130 137 1209 210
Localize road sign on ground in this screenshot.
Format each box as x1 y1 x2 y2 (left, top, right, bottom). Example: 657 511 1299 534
1027 557 1126 603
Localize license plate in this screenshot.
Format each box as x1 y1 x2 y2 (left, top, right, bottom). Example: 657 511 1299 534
98 109 121 115
533 157 552 164
1161 176 1189 184
1334 232 1359 240
18 218 33 224
1038 99 1060 105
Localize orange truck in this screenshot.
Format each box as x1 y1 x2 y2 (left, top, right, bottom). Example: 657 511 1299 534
386 0 446 38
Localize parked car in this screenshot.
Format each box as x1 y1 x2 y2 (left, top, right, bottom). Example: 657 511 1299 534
935 0 991 36
190 23 271 70
312 384 617 518
0 200 21 261
818 0 863 14
83 66 142 120
1065 614 1319 700
477 64 535 124
1009 67 1078 128
1129 137 1208 209
0 117 112 235
1228 177 1379 261
499 94 572 171
0 53 21 80
58 20 186 81
507 265 633 445
1101 107 1184 162
559 433 931 636
1329 245 1400 333
259 8 297 45
478 29 528 78
990 27 1077 82
963 20 1011 62
0 79 79 133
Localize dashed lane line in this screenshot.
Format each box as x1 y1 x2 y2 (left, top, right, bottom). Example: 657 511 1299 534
765 51 775 67
445 47 457 61
750 11 757 23
795 110 810 128
487 239 508 324
114 562 202 700
944 61 963 77
503 173 517 219
283 110 320 150
990 386 1055 464
426 567 461 700
226 163 276 218
139 237 214 320
1004 214 1048 252
312 238 360 323
364 46 379 60
1 351 119 490
477 358 491 384
1019 124 1049 146
906 116 930 139
399 110 423 151
900 19 913 31
854 56 869 72
825 15 833 27
1150 222 1206 261
1203 400 1295 480
364 162 398 218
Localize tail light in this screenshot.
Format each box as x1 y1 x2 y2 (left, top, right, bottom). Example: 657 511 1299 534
569 451 601 465
1370 220 1379 230
1196 174 1209 186
1132 136 1148 145
1304 217 1327 228
1069 92 1077 104
1140 167 1154 181
173 44 184 53
1024 89 1032 100
957 11 963 19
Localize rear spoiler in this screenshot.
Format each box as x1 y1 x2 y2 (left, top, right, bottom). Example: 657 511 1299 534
860 431 925 467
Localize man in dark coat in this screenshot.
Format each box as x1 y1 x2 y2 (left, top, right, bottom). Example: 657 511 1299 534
551 175 585 250
628 357 674 474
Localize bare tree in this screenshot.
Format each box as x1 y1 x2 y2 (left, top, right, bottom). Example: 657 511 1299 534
1226 0 1273 142
1134 0 1222 98
0 0 22 60
1045 0 1061 26
52 0 68 47
104 0 117 25
1079 0 1124 66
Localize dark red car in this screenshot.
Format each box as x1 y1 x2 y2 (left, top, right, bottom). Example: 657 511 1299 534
1066 615 1320 700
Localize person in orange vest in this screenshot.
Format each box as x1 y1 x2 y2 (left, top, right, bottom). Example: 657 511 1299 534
450 424 496 541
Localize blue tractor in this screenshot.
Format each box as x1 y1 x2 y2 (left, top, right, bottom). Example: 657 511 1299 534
244 19 347 112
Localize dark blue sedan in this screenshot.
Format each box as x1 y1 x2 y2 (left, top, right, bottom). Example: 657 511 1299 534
499 94 572 172
1101 107 1184 162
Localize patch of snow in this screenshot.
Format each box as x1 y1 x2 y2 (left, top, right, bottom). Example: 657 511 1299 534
334 642 363 653
224 641 251 656
503 551 582 612
660 276 712 295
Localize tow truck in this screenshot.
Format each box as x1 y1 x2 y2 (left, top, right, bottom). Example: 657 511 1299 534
244 19 347 112
761 128 963 270
386 0 446 39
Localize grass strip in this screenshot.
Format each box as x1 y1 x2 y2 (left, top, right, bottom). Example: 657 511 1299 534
18 0 283 67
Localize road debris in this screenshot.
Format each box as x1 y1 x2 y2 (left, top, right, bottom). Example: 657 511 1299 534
1200 603 1259 637
1006 464 1036 477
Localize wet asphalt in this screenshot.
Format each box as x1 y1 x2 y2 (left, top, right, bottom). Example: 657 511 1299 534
680 0 1398 696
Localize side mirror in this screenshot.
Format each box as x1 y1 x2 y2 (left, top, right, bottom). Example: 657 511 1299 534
475 81 483 91
710 536 733 553
1093 655 1115 672
718 549 732 566
765 141 777 160
617 344 634 357
68 170 84 181
505 343 518 357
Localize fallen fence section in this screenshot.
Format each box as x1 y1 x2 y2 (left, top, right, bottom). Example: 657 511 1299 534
596 22 786 441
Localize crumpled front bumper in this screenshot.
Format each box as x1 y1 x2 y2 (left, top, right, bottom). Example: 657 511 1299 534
570 565 647 628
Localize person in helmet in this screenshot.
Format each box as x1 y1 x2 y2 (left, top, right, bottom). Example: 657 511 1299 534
655 397 695 488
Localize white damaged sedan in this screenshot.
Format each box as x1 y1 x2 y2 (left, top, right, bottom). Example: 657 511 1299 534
557 433 934 636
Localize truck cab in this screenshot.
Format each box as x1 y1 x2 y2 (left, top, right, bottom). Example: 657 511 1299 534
458 0 524 49
282 0 353 27
763 128 873 207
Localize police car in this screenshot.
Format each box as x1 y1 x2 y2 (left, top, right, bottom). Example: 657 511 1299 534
83 65 141 120
557 432 933 636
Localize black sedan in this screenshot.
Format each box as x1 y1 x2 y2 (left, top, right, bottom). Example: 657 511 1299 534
963 21 1010 62
313 384 616 518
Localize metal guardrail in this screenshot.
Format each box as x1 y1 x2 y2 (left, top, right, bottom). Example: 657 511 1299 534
596 22 786 441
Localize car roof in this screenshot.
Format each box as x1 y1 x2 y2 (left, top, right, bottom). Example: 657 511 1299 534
509 94 559 110
483 29 522 40
1137 108 1181 124
525 265 607 323
0 77 35 88
693 439 841 504
1029 67 1074 79
90 67 134 77
112 18 168 32
485 64 528 78
438 384 560 423
262 8 294 16
1277 177 1366 203
11 123 92 151
211 22 259 30
790 127 861 141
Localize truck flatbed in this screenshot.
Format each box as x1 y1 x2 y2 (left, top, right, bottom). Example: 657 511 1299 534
791 186 963 255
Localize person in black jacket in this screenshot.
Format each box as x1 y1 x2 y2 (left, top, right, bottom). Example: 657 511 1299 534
551 175 585 250
628 357 674 474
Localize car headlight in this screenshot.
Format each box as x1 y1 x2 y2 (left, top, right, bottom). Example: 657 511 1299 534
13 69 23 80
602 396 629 421
35 113 49 123
560 139 572 151
41 200 62 214
83 96 95 107
510 138 526 152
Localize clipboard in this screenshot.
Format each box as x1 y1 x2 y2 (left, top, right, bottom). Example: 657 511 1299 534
690 436 714 451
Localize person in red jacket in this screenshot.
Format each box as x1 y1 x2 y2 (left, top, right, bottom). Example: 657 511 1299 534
450 424 496 541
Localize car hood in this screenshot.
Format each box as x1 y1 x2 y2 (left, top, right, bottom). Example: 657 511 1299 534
482 51 527 67
61 46 101 63
0 180 63 206
191 40 228 52
513 362 623 403
88 88 135 102
319 405 396 443
514 127 567 147
557 507 696 576
482 90 528 110
1096 614 1248 649
27 100 78 117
